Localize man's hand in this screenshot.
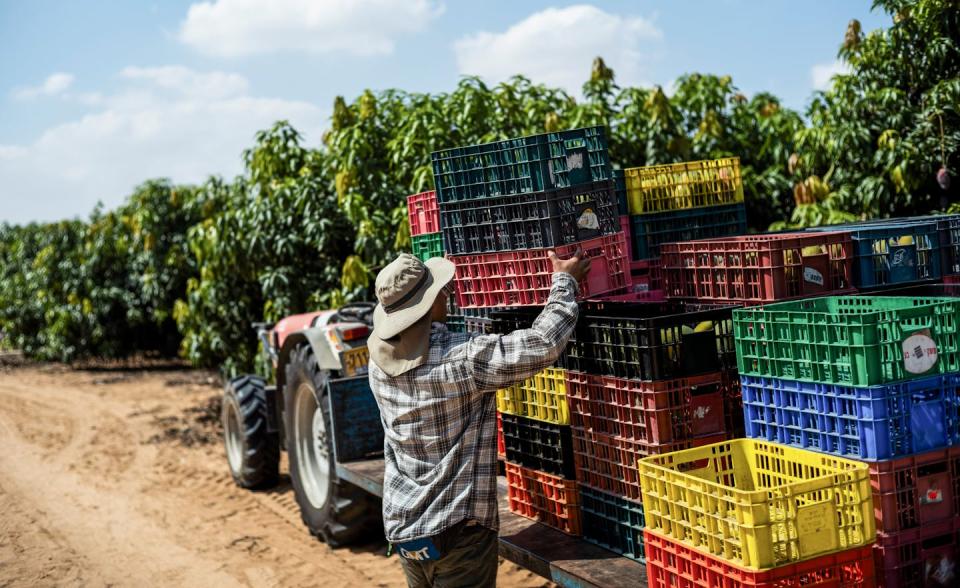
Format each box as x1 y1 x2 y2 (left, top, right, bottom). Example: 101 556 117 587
548 249 592 282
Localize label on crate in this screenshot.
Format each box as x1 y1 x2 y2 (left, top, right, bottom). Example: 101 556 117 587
921 486 944 504
802 267 824 286
577 208 600 230
796 502 838 557
902 329 938 374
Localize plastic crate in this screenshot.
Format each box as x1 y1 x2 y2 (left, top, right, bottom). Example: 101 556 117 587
629 257 662 292
465 316 493 334
935 214 960 276
645 528 876 588
809 222 942 289
504 461 582 535
723 374 746 439
572 427 726 502
497 367 569 425
565 370 728 446
620 215 633 261
446 314 465 333
411 232 443 262
661 231 855 304
579 484 646 562
613 168 628 215
870 445 960 534
637 438 875 570
451 233 629 308
407 190 439 237
625 157 743 215
431 127 611 203
591 289 666 302
501 413 574 479
440 181 619 255
734 296 960 387
741 373 960 460
496 411 505 458
630 203 748 260
566 301 739 381
874 516 960 588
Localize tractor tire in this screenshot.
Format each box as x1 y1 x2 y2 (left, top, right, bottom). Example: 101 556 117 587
284 345 381 547
222 374 280 489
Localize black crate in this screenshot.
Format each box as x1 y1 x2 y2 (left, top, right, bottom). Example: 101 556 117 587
567 301 740 381
501 413 575 479
465 316 493 334
489 307 571 369
612 168 628 216
579 485 646 562
440 181 619 255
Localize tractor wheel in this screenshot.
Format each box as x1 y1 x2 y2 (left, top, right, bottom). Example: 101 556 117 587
284 345 380 546
222 374 280 489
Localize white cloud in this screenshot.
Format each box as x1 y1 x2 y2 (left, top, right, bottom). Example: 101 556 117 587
178 0 443 57
0 66 327 224
13 72 75 100
811 60 850 91
454 5 662 97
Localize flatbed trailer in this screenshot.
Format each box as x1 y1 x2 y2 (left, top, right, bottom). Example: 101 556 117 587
337 459 648 588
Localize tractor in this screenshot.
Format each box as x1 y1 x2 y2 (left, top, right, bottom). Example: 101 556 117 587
220 302 384 546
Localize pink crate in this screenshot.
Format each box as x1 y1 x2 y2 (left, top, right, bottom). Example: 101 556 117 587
451 233 629 309
620 215 633 261
407 190 440 237
661 231 855 304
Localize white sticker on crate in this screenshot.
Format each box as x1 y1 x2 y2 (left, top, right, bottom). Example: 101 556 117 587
902 329 938 374
566 152 584 171
577 208 599 230
803 267 824 286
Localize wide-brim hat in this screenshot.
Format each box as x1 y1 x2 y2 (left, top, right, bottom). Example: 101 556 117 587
372 254 455 340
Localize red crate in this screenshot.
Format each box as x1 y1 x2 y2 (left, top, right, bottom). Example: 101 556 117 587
722 371 745 439
660 231 856 304
450 233 629 308
870 446 960 535
496 411 505 458
407 190 440 237
591 289 665 302
620 215 633 261
630 257 662 292
571 426 727 501
944 274 960 284
566 370 728 445
874 516 960 588
504 461 582 535
645 528 876 588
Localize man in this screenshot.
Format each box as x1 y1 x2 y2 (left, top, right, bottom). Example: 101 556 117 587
367 251 590 588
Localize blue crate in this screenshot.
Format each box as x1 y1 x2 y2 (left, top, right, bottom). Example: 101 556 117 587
579 484 646 562
612 168 628 216
430 127 611 203
327 376 384 462
741 374 960 461
809 221 942 288
629 203 747 260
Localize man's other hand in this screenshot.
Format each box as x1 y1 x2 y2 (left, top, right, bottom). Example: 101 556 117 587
548 249 592 283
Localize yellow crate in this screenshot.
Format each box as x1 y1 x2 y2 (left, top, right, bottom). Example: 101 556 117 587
637 439 875 570
496 367 568 425
625 157 743 215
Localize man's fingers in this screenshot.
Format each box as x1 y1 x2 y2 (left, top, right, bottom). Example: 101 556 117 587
547 250 558 262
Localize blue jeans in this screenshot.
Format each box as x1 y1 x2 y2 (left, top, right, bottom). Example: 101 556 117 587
398 522 498 588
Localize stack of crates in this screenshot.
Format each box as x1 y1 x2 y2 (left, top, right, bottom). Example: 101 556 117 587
623 158 748 297
561 301 740 562
733 295 960 587
407 190 444 263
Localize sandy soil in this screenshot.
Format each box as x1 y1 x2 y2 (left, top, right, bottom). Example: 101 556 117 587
0 358 550 588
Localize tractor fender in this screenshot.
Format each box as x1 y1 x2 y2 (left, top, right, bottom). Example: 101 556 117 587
273 326 342 448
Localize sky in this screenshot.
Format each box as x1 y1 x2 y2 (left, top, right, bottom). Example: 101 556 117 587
0 0 890 224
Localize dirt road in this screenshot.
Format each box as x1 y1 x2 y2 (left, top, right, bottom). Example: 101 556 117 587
0 360 550 588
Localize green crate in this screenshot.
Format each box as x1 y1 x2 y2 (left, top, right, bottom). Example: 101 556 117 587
411 232 444 262
734 296 960 387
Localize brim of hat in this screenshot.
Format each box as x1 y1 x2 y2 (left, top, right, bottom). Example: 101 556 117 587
372 256 456 340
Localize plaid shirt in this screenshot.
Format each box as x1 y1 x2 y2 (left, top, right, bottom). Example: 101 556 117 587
369 273 579 542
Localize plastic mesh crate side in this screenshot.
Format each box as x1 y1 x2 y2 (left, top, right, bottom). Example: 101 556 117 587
644 529 876 588
504 462 582 535
848 223 942 288
407 190 439 237
733 296 960 387
625 158 744 216
936 215 960 276
430 127 611 203
500 413 575 479
496 367 569 425
566 301 739 381
612 168 628 215
579 484 646 562
496 411 505 458
740 373 960 460
869 445 960 534
637 438 875 570
411 232 444 262
439 182 620 255
620 215 633 260
446 314 466 333
450 233 628 309
629 203 748 260
661 231 855 303
874 517 960 588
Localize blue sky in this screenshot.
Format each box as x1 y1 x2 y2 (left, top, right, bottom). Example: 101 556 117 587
1 1 889 223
